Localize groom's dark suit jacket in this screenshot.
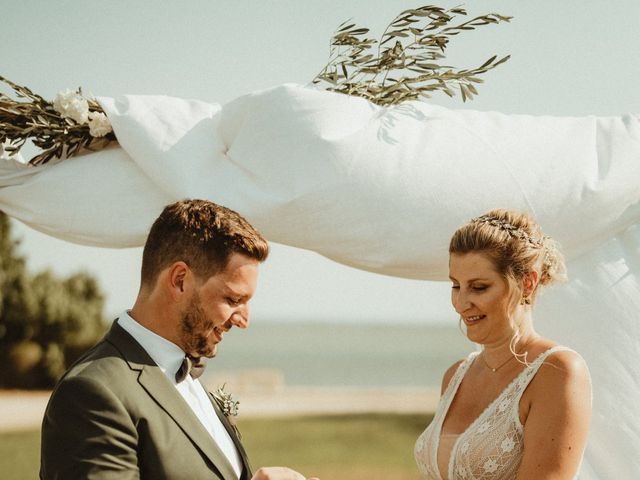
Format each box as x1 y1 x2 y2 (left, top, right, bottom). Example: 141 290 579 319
40 320 252 480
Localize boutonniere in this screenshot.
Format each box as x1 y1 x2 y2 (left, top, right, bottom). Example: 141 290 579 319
212 384 242 439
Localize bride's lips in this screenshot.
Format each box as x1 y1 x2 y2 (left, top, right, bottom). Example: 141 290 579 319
463 315 486 326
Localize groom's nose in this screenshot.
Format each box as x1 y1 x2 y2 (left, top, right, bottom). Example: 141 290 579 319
229 306 249 329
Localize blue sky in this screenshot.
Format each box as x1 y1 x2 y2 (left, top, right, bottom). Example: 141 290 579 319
2 0 639 322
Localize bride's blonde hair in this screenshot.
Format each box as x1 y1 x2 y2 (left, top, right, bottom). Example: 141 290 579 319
449 208 566 308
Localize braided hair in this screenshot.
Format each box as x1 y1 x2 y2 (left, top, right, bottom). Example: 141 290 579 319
450 209 566 305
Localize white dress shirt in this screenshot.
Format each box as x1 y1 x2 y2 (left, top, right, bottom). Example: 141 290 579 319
118 311 242 478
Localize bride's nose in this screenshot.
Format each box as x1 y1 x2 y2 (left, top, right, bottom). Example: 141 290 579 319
452 288 472 314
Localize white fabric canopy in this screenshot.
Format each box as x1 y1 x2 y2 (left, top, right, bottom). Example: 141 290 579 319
1 84 638 478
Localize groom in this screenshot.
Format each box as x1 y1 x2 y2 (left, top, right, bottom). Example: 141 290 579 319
40 199 316 480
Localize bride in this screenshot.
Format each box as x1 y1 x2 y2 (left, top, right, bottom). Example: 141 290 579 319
415 209 592 479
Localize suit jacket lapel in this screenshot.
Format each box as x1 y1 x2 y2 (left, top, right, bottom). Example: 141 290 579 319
208 390 253 480
105 321 239 480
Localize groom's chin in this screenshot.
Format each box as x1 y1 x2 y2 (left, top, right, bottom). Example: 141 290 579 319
205 343 219 358
192 341 218 359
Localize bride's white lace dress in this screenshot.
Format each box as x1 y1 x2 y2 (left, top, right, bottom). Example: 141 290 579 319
414 346 579 480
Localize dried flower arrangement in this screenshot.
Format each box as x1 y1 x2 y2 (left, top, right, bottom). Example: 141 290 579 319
0 76 116 166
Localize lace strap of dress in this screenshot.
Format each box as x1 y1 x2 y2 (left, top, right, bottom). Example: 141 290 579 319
512 345 575 398
445 351 479 393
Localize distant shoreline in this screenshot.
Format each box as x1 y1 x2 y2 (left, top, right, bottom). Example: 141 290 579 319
0 386 439 433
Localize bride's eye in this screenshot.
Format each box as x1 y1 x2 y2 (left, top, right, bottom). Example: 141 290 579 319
471 285 488 292
451 284 460 290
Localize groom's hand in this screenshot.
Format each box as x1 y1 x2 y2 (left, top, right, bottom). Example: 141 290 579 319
251 466 319 480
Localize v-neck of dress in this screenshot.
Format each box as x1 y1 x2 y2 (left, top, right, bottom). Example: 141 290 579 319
434 346 560 480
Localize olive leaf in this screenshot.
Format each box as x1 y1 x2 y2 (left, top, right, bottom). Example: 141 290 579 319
311 5 512 106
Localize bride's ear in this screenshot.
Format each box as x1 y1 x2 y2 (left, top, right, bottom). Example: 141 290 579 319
522 271 539 297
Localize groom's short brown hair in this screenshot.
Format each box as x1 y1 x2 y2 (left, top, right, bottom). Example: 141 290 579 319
140 199 269 287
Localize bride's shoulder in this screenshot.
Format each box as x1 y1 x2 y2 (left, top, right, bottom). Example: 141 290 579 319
536 342 588 372
531 345 591 395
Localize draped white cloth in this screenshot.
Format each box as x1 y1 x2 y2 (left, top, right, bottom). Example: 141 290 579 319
0 84 638 478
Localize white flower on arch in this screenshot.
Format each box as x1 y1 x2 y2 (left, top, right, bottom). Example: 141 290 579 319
88 111 112 137
53 89 89 125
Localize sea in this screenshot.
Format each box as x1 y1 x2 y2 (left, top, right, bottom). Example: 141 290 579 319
203 321 475 389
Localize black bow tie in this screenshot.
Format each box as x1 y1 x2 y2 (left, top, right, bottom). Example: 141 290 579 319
175 355 208 383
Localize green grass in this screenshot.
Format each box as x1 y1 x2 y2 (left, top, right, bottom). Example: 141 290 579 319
0 413 432 480
0 429 41 480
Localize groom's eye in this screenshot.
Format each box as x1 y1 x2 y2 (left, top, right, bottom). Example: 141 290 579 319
226 297 241 306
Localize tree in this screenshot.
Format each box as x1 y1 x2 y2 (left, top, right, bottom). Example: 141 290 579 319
0 211 107 388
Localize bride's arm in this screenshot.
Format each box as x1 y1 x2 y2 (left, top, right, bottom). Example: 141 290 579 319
516 350 592 480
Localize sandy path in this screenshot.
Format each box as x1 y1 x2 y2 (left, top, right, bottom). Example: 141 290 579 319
0 387 438 433
0 390 51 433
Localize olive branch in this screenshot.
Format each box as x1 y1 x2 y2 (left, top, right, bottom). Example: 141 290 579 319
311 5 512 105
0 75 116 166
1 5 511 166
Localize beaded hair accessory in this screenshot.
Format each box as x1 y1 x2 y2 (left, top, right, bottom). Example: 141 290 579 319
472 214 544 248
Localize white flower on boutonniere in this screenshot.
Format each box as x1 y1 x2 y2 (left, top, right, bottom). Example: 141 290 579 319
212 384 242 439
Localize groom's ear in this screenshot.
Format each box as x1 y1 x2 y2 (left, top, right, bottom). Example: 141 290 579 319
165 261 193 299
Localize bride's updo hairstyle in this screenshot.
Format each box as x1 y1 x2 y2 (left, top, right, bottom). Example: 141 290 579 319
449 209 566 307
